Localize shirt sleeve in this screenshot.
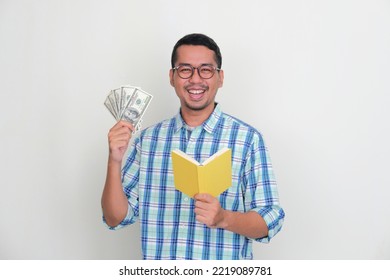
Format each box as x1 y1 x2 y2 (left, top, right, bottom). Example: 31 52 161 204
103 203 137 230
243 133 285 243
102 138 141 230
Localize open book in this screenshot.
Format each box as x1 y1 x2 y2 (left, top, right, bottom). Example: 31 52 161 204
171 148 232 197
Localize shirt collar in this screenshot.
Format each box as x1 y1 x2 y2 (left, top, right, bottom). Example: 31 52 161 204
174 103 223 134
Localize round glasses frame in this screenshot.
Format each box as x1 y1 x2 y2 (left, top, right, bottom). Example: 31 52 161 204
172 64 221 79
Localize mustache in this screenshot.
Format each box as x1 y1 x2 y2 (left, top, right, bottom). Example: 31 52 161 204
184 84 209 91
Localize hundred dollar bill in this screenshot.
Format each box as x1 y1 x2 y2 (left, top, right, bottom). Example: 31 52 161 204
113 87 122 115
104 90 119 119
120 85 138 114
120 87 153 130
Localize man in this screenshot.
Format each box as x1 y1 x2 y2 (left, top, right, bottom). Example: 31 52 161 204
102 33 285 259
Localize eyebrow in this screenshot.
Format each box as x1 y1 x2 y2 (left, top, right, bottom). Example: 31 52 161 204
176 63 215 67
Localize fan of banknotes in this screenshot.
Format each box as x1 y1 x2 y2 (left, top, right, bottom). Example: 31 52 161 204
104 85 153 131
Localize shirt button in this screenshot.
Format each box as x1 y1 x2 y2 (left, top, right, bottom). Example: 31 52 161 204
184 197 189 202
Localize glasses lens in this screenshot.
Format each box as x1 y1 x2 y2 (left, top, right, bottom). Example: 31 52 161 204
177 65 193 79
199 65 215 79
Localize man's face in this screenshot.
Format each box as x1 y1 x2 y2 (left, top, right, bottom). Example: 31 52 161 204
169 45 224 115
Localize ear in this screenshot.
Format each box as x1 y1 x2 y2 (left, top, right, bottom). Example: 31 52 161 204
169 69 175 87
218 69 224 88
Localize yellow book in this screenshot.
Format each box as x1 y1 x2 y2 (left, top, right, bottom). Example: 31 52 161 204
171 148 232 197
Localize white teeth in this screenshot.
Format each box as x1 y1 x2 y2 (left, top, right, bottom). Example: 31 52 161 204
188 89 204 94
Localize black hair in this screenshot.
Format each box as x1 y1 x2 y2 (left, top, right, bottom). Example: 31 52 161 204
171 33 222 69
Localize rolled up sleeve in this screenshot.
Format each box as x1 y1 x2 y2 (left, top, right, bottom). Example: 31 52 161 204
102 139 140 230
103 202 137 230
244 134 285 243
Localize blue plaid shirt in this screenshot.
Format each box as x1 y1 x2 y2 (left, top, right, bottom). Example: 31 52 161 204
105 104 284 259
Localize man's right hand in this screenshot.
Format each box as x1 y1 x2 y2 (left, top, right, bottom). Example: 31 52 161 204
102 121 134 227
107 121 135 163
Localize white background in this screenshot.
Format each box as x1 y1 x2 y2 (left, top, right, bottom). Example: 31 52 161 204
1 0 389 259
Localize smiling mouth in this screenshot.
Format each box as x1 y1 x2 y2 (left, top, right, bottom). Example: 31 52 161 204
187 88 206 100
188 89 205 95
186 85 208 98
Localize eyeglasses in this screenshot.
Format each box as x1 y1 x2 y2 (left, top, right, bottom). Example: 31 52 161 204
172 64 221 79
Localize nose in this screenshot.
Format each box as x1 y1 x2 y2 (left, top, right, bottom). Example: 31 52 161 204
189 67 203 83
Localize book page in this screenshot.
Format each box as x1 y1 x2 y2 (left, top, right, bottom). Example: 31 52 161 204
171 149 200 165
202 147 230 165
199 148 232 196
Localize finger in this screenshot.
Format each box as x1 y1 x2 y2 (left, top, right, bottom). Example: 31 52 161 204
195 210 209 222
119 120 135 132
194 193 214 202
195 214 216 228
112 127 132 138
194 200 210 211
108 135 130 148
194 205 209 216
195 214 207 224
108 128 132 151
110 136 130 146
108 126 132 142
112 120 135 131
